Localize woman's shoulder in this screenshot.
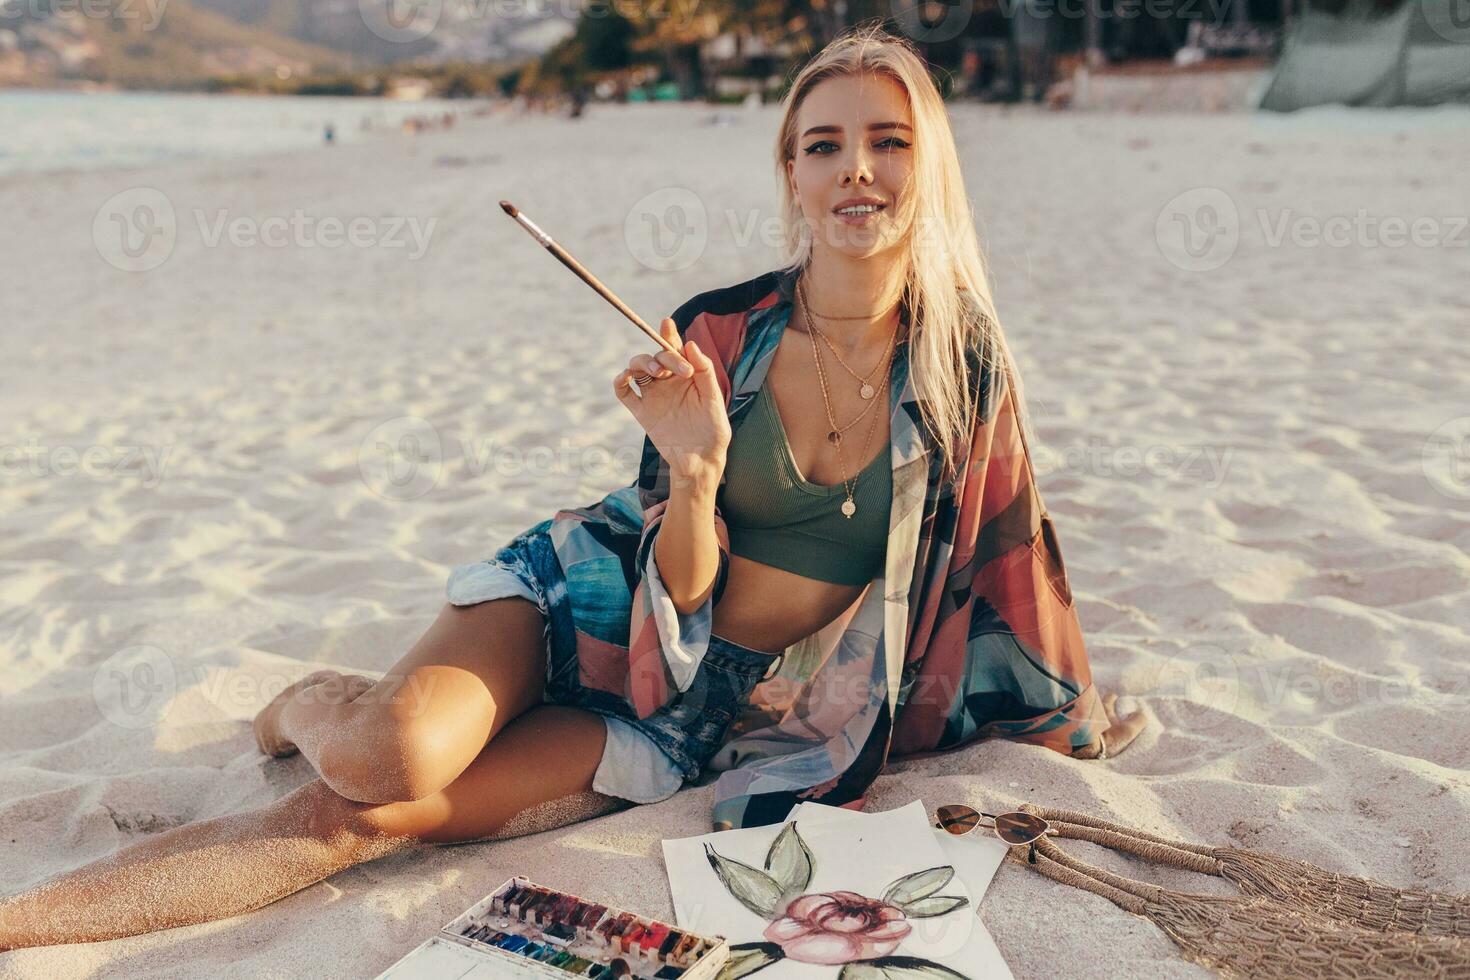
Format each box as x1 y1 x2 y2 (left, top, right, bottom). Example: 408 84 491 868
667 267 794 339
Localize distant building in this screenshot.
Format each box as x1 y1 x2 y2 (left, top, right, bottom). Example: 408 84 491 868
905 0 1289 102
385 76 434 101
700 30 802 102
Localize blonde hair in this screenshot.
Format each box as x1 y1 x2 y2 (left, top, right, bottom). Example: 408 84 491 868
773 23 1030 485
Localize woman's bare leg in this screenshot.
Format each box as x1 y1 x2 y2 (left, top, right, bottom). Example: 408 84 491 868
0 777 409 951
256 598 553 804
0 704 628 951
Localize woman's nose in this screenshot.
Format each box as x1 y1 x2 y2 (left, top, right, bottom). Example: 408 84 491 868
839 146 874 186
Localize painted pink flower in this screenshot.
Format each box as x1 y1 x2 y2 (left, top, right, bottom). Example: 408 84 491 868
762 890 912 965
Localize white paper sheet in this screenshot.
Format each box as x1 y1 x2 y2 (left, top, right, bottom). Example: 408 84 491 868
661 800 1013 979
781 802 1012 980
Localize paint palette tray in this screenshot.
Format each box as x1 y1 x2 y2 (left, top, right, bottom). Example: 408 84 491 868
376 875 730 980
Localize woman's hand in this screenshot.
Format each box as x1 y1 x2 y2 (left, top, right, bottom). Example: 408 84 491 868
613 316 731 482
253 670 375 757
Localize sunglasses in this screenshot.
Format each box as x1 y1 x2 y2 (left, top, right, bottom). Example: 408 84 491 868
934 805 1057 850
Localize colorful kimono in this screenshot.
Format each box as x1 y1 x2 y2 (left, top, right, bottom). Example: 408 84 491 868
546 265 1108 830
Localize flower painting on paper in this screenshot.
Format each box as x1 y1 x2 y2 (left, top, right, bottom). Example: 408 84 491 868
706 821 971 980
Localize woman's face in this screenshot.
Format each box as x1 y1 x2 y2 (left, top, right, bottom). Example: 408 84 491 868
787 71 915 260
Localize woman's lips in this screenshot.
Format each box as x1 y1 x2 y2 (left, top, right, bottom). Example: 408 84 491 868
832 205 886 226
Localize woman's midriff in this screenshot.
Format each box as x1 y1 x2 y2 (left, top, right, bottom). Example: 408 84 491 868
710 551 869 654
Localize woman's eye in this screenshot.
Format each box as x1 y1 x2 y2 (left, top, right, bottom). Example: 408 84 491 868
803 138 910 155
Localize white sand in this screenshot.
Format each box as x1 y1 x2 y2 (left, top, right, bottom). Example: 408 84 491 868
1 101 1467 978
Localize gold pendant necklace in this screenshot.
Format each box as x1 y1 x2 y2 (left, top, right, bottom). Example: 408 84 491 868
798 275 899 401
796 282 888 446
804 293 888 519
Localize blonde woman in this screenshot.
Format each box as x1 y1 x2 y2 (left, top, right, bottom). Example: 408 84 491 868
0 24 1145 950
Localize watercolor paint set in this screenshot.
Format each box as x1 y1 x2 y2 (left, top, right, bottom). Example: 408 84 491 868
376 875 730 980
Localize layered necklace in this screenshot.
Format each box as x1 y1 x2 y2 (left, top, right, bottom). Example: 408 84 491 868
794 274 901 519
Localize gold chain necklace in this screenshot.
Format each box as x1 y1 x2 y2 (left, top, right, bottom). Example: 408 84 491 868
798 275 898 401
800 281 905 320
795 284 889 441
805 302 889 519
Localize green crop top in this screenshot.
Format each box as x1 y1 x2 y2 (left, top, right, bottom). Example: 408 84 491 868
718 381 891 586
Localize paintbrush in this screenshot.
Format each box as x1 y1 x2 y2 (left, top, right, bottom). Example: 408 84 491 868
500 200 679 355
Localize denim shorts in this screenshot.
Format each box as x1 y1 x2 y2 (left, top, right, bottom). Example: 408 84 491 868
444 521 784 799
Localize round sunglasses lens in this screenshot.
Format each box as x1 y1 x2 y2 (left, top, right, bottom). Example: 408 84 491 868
935 805 982 836
993 812 1048 845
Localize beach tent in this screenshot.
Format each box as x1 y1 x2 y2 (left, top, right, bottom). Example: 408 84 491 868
1259 0 1470 110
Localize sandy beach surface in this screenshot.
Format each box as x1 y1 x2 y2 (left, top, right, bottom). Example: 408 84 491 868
1 101 1467 978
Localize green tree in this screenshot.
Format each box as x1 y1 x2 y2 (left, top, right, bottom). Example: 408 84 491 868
577 4 636 71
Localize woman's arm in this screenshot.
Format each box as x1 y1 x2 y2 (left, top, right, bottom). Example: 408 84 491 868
653 457 727 616
614 314 733 619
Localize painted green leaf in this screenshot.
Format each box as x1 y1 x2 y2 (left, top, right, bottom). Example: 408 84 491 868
705 842 784 918
895 894 969 918
763 821 815 895
881 865 955 906
715 941 784 980
838 954 972 979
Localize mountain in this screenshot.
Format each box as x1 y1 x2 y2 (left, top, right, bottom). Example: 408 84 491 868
0 0 575 90
190 0 576 64
0 1 351 89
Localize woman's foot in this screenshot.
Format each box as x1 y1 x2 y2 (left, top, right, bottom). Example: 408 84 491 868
1099 692 1148 757
1073 691 1149 760
253 670 375 757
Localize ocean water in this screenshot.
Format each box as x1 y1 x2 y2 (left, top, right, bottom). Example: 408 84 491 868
0 91 476 176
